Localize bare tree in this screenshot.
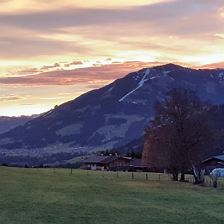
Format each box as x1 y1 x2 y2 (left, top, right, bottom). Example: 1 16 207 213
143 88 213 183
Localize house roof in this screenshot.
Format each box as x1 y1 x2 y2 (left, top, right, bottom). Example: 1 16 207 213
99 156 118 164
214 155 224 161
130 158 144 167
82 155 127 164
81 156 109 164
202 154 224 164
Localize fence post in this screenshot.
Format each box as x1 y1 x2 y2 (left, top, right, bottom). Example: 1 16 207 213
146 173 148 181
116 171 119 178
70 168 73 175
213 178 218 188
132 172 134 180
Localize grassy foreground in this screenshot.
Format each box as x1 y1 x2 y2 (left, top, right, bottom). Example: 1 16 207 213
0 167 224 224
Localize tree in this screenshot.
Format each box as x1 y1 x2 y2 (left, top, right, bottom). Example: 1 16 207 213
143 88 213 183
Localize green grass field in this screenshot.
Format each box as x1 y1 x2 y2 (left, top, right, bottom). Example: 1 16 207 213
0 167 224 224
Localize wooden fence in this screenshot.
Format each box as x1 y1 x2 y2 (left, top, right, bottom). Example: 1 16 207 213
50 168 224 190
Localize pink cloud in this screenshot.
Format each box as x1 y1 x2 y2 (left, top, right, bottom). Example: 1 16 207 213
199 61 224 69
0 61 163 86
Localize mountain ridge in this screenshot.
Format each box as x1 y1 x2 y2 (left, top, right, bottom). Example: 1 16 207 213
2 63 224 165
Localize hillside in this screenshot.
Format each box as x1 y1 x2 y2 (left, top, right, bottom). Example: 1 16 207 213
0 115 35 134
2 64 224 164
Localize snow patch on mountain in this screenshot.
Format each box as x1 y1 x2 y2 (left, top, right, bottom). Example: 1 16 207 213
163 70 171 75
150 76 158 80
218 72 224 78
119 69 150 102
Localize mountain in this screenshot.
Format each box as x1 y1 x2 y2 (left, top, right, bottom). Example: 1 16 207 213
2 63 224 165
0 115 36 134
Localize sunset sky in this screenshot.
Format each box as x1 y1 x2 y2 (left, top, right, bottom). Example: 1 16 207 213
1 0 224 116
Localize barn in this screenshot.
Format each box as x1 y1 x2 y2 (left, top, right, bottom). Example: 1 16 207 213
129 158 148 172
81 156 131 171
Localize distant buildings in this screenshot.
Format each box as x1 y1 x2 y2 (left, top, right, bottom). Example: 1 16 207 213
129 158 146 172
81 156 130 171
81 155 147 171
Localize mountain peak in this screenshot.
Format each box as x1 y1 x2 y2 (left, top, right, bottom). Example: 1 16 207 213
153 63 185 71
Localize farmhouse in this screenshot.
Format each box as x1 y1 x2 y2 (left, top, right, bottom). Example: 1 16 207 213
81 156 131 171
201 154 224 174
129 158 148 171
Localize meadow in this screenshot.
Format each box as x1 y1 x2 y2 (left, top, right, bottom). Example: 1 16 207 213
0 167 224 224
